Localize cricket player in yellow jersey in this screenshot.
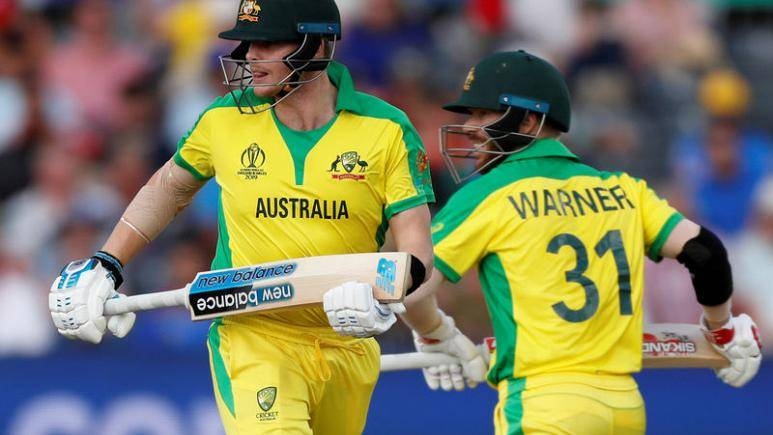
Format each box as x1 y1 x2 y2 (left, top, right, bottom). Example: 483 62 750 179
408 51 762 434
47 1 486 434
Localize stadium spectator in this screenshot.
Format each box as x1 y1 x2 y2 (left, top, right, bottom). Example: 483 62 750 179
672 69 772 236
41 0 149 134
732 176 773 351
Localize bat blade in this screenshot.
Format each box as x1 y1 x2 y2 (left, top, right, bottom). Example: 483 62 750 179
379 324 730 372
642 323 729 369
187 252 411 321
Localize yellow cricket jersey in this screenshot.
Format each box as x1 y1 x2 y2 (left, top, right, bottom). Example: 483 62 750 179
432 139 682 384
173 62 434 327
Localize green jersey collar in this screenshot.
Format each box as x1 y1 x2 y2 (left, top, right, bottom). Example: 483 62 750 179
501 138 579 164
326 61 362 114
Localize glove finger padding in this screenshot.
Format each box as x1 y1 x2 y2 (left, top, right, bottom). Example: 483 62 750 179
462 354 488 385
412 311 488 391
703 313 762 388
106 294 136 338
49 258 132 344
449 364 466 391
74 319 108 344
437 364 455 391
323 281 397 337
415 313 488 384
422 366 441 390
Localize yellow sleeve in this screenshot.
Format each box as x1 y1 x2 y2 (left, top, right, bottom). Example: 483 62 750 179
431 184 500 282
383 121 434 219
173 107 215 181
634 177 684 261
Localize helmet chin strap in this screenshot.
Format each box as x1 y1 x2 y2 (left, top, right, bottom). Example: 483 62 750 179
272 34 335 103
484 107 544 152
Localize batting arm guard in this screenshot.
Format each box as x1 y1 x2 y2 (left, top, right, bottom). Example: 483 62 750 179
676 226 733 307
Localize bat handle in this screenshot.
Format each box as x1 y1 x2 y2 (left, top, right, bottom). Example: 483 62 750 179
379 341 494 372
104 288 188 315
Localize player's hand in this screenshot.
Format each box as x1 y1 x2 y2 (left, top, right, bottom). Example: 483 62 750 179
701 313 762 387
323 281 404 338
49 252 136 344
413 310 488 391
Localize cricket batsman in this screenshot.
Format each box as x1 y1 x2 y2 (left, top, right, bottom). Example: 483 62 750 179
47 1 486 433
410 50 762 434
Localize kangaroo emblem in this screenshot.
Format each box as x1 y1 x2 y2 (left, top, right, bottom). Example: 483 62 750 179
328 155 341 172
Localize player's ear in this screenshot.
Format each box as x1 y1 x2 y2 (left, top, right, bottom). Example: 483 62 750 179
317 40 332 58
518 112 540 135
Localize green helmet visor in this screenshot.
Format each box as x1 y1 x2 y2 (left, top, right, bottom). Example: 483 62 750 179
219 25 338 114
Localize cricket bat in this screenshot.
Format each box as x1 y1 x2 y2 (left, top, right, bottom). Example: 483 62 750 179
380 323 730 371
104 252 412 321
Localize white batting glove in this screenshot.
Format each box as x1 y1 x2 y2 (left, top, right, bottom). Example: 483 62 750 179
413 310 488 391
701 313 762 388
49 257 136 344
323 281 404 338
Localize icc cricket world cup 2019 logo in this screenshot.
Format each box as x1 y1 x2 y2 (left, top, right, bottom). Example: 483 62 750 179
375 258 397 295
238 143 267 180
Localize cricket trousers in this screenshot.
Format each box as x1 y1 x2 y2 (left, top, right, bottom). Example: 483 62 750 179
207 317 380 434
494 372 646 435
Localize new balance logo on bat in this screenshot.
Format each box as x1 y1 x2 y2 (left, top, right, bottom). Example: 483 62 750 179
190 283 295 316
190 263 297 293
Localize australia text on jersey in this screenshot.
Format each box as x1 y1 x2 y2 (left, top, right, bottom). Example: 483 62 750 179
256 197 350 219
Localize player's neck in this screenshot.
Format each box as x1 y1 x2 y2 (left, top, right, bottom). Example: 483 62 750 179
273 73 337 131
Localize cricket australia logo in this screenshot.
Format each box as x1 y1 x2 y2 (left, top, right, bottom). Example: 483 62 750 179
238 143 267 180
256 386 278 421
328 151 367 180
463 66 475 91
238 0 261 22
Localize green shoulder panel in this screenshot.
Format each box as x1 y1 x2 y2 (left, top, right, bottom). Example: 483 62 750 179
352 92 435 204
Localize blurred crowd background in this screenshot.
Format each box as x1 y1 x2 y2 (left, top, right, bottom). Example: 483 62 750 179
0 0 772 359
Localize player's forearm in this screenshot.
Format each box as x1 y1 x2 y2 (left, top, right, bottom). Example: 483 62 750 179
101 221 153 265
401 292 443 335
400 270 445 334
102 159 204 264
388 205 434 290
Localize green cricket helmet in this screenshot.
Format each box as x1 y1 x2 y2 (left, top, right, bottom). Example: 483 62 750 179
218 0 342 113
440 50 572 183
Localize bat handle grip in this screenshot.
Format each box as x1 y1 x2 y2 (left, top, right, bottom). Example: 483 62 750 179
104 288 188 315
